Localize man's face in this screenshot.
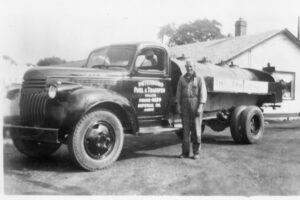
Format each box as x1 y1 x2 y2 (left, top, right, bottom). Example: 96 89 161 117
185 62 195 76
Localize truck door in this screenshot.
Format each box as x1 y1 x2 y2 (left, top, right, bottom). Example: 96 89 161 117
123 47 171 119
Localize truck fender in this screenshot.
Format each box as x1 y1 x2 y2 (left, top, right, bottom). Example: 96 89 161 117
63 88 139 134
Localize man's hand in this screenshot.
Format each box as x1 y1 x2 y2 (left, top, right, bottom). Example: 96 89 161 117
197 104 204 114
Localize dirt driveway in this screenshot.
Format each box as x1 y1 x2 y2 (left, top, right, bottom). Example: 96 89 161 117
3 119 300 195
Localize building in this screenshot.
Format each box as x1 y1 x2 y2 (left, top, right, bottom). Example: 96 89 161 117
170 19 300 116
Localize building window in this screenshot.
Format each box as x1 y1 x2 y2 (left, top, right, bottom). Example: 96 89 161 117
272 71 296 100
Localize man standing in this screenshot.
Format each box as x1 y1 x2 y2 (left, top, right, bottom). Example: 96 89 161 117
176 59 207 159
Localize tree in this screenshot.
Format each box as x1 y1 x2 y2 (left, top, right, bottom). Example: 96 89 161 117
157 23 176 43
158 19 225 46
37 57 66 66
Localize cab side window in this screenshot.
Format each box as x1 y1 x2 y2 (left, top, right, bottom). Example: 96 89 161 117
135 48 164 72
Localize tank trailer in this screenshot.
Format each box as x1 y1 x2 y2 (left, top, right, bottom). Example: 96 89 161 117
4 42 282 171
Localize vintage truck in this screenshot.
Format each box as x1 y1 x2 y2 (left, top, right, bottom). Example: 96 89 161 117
4 42 282 171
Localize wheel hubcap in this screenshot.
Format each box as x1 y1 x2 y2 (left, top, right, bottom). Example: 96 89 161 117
84 121 115 159
250 115 260 135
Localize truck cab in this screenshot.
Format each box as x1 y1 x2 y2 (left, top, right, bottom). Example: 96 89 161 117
82 42 176 133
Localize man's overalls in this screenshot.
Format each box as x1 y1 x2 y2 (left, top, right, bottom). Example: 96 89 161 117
176 72 207 156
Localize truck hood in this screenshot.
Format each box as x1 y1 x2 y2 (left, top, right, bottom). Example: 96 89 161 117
23 66 128 80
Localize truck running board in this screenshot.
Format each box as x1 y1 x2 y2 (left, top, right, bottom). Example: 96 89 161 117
138 126 182 135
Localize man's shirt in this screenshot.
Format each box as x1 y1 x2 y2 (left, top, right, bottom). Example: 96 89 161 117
176 72 207 107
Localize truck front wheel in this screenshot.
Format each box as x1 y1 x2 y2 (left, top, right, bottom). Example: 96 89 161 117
240 106 264 144
68 110 124 171
12 139 61 157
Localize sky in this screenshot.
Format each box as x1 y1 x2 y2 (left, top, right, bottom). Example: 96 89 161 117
1 0 300 64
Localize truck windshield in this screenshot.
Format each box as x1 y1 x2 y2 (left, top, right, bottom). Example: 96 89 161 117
86 46 135 70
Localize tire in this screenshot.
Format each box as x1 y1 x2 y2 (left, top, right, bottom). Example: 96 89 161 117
240 106 264 144
175 125 205 140
13 139 61 157
230 105 247 143
68 110 124 171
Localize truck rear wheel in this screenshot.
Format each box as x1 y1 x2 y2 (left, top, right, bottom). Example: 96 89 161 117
240 106 264 144
230 105 247 143
12 139 61 157
68 110 124 171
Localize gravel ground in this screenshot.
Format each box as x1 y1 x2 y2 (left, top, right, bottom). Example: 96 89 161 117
3 119 300 195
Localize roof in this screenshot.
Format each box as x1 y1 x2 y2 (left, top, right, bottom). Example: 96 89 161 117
169 29 300 64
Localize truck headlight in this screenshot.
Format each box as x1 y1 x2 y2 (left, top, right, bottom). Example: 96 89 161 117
48 85 57 99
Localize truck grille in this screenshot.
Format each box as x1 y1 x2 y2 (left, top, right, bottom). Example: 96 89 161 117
23 79 47 88
20 79 48 125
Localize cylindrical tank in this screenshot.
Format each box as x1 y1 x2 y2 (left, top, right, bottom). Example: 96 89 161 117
171 59 278 112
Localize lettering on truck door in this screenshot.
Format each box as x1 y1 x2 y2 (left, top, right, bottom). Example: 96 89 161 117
124 47 171 118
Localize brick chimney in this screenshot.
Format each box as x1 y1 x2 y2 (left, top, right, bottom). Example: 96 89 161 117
235 18 247 37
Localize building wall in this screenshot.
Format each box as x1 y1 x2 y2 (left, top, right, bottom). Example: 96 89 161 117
232 33 300 114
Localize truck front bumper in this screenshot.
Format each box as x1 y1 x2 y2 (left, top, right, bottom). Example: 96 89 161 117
3 124 60 143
